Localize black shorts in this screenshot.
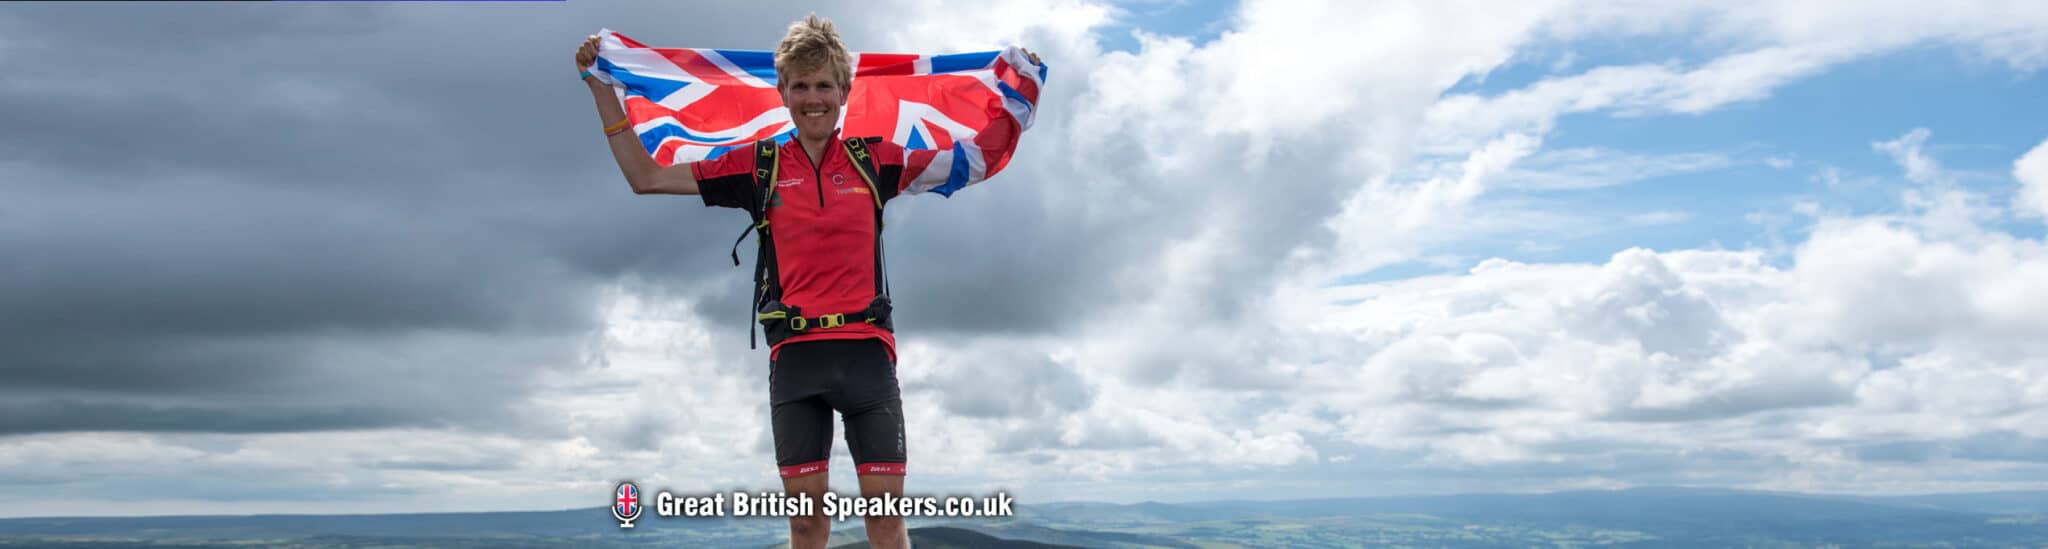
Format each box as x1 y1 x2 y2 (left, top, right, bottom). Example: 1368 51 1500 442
770 338 906 479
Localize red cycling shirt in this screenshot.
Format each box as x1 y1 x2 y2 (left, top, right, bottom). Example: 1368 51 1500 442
694 130 910 362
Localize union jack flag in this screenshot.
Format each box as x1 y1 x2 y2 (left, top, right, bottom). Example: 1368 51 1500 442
583 29 1046 197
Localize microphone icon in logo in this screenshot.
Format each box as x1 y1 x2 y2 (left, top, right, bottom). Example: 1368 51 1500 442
613 482 643 528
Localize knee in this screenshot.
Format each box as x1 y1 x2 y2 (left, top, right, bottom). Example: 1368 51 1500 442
864 515 908 549
863 514 904 533
788 513 829 538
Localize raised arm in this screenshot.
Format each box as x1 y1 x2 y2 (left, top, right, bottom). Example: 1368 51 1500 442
577 35 699 196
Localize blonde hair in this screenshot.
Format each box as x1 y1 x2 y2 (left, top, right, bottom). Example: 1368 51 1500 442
774 14 853 91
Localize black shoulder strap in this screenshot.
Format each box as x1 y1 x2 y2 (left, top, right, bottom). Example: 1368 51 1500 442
841 137 892 299
866 137 900 204
728 139 781 265
752 139 782 223
728 139 781 349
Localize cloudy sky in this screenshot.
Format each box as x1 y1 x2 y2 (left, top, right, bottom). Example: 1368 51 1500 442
4 0 2048 517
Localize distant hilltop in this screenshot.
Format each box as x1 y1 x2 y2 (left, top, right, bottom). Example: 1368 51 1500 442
3 486 2044 548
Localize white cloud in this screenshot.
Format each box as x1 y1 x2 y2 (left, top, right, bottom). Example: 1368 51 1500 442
0 430 613 516
1874 128 1949 185
1500 147 1732 191
1628 210 1695 225
2016 137 2048 220
1319 133 1542 278
288 0 2048 500
1190 0 1564 160
878 0 1114 54
1550 50 1578 73
13 0 2048 515
1298 191 2048 489
1421 2 2048 156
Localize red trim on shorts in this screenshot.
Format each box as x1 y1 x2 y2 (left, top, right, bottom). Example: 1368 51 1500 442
780 460 829 479
856 462 906 476
771 333 896 364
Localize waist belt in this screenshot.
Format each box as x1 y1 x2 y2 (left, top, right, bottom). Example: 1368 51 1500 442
756 295 893 346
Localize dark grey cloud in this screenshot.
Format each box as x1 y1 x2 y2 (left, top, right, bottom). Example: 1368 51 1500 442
879 129 1361 340
0 0 1344 440
0 400 410 436
994 415 1161 453
908 342 1093 420
0 2 828 437
1126 329 1350 390
1604 378 1855 423
53 465 428 504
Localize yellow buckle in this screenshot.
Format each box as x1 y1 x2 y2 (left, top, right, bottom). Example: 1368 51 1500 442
789 315 807 331
817 313 846 329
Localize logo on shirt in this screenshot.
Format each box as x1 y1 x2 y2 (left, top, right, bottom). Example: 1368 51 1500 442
776 178 802 188
832 174 847 186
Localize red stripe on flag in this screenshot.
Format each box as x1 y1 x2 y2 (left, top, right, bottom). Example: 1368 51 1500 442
922 120 954 151
663 49 761 87
654 138 684 166
974 110 1024 177
900 149 937 188
856 53 920 77
613 33 650 49
993 58 1040 105
621 95 672 125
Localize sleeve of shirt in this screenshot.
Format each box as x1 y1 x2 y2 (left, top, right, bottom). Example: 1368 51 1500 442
692 149 757 211
871 140 905 205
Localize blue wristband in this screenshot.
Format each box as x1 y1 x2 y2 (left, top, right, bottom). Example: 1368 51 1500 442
579 70 594 81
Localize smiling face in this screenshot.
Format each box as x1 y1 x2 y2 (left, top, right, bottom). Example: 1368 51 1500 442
779 66 847 141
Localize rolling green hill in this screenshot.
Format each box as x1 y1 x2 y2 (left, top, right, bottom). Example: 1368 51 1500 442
3 487 2043 548
824 526 1085 548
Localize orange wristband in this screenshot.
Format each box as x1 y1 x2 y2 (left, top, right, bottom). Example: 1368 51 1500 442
603 119 630 135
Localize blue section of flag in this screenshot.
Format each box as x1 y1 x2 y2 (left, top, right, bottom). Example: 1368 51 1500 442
716 49 780 84
996 81 1033 121
930 51 999 74
597 58 692 103
704 144 736 161
930 143 972 197
635 124 711 155
906 126 930 150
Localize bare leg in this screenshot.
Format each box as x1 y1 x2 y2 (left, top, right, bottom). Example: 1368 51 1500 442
858 474 910 549
782 473 831 549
